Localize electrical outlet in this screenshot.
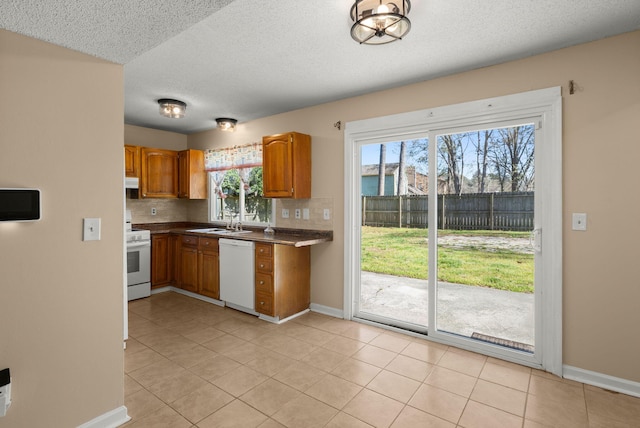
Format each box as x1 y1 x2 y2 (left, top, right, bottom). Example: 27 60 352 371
302 208 310 220
151 207 157 216
323 209 331 220
282 208 289 219
295 208 301 219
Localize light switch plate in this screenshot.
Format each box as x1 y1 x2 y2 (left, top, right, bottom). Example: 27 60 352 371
281 208 289 219
83 218 101 241
302 208 310 220
323 209 331 220
572 213 587 231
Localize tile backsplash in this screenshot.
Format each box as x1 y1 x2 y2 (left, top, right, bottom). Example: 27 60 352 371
126 197 189 223
126 196 334 231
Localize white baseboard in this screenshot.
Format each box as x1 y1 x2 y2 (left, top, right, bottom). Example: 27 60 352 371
77 406 130 428
563 365 640 398
310 303 344 319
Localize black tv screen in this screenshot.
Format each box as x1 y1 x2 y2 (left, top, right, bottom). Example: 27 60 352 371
0 189 41 221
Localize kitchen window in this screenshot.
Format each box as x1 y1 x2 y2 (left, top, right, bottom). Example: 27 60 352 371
205 142 274 226
208 167 274 226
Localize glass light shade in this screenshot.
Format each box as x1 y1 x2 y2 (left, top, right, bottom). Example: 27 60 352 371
158 99 186 119
216 118 237 132
350 0 411 45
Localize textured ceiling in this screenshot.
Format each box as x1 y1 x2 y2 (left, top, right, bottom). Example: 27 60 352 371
2 0 640 134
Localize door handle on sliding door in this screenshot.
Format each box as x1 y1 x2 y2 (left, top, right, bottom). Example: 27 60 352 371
529 228 542 252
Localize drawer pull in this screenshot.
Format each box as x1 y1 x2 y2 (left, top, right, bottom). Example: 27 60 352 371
260 301 265 305
260 263 265 268
259 280 265 285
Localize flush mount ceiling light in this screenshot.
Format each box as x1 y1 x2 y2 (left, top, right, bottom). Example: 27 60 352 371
158 98 186 119
215 118 237 132
350 0 411 45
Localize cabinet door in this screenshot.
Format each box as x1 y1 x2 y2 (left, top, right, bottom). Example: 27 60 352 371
168 234 179 285
151 234 170 287
262 132 311 198
200 251 220 299
262 134 293 198
178 150 207 199
140 148 179 198
124 145 140 177
180 245 199 293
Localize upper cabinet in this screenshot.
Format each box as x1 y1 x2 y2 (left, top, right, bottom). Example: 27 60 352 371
178 149 207 199
140 148 179 198
262 132 311 199
124 145 140 177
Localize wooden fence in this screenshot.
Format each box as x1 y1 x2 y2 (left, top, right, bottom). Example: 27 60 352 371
362 191 534 231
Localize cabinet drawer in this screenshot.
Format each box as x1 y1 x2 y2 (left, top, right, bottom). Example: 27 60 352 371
255 243 273 258
255 291 274 316
255 273 273 293
182 235 198 246
256 257 273 274
199 237 218 251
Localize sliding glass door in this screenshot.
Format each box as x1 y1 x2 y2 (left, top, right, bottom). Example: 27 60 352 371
345 88 562 372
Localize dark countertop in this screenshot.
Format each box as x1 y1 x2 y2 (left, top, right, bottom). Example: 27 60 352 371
134 222 332 247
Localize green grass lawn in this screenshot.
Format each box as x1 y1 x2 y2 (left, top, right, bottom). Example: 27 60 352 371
361 226 534 293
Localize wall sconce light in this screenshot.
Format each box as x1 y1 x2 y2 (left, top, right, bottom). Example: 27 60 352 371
350 0 411 45
216 118 237 132
158 99 186 119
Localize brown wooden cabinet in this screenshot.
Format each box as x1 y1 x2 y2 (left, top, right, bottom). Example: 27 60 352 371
199 237 219 299
124 145 140 177
178 149 207 199
179 235 199 293
140 147 179 198
255 242 310 319
262 132 311 198
151 234 171 288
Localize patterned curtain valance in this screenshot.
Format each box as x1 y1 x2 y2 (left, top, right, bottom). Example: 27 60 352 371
204 142 262 171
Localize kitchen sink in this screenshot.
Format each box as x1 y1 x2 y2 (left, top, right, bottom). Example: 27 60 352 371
213 230 252 235
186 228 252 236
186 228 227 233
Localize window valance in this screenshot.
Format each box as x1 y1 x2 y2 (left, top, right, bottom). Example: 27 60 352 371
204 142 262 171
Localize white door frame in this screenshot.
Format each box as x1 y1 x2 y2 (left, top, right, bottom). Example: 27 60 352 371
344 87 563 375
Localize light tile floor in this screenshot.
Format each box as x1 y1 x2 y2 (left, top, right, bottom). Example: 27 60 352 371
124 292 640 428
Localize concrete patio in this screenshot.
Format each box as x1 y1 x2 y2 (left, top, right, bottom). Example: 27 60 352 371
360 271 534 347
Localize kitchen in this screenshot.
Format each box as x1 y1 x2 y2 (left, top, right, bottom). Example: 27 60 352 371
124 129 333 324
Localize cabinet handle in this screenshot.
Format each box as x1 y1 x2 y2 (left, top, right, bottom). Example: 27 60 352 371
259 280 264 285
260 301 265 305
260 264 265 268
259 248 264 253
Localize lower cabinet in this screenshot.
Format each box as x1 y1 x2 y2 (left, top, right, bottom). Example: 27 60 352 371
177 234 220 299
255 242 310 319
179 235 199 293
199 237 220 299
151 234 171 288
153 233 310 320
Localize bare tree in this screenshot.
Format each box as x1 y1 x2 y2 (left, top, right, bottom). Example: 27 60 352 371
438 134 465 195
489 125 535 191
397 141 407 195
474 130 493 193
377 143 386 196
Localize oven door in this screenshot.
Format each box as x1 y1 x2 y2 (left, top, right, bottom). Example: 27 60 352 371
127 241 150 287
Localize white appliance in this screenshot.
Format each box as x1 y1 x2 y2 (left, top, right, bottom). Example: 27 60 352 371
219 238 256 314
125 210 151 301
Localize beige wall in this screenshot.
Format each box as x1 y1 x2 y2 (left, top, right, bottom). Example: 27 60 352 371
125 123 187 150
189 31 640 383
0 30 125 427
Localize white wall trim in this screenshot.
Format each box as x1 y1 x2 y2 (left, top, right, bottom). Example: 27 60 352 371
563 365 640 398
77 406 130 428
310 303 343 319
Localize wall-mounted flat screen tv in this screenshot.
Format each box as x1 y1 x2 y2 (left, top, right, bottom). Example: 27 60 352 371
0 189 41 221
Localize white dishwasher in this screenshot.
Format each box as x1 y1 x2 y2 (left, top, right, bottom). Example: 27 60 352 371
219 238 256 314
